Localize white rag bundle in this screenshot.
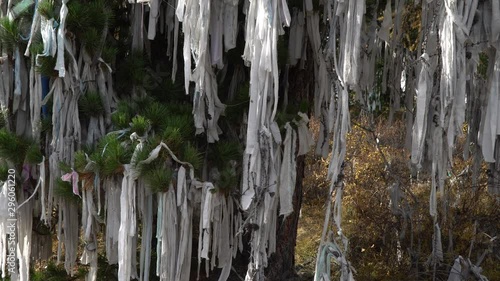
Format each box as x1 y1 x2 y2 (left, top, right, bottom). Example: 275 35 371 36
80 189 98 281
55 0 68 77
49 65 82 275
156 188 178 280
378 0 392 43
480 50 500 163
357 17 379 108
134 178 152 281
431 223 444 264
176 0 226 142
175 166 192 281
223 0 239 51
59 199 79 276
307 11 331 122
198 182 214 277
439 0 469 162
411 54 432 167
278 123 297 217
315 241 354 281
147 0 160 40
313 1 360 279
28 62 42 141
105 177 121 264
240 0 290 212
118 164 139 281
244 195 279 281
338 0 365 86
36 16 57 66
288 8 305 66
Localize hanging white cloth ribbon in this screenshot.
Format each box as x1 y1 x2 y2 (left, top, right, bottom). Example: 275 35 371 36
36 17 57 66
411 54 432 167
55 0 68 77
117 164 139 281
295 112 314 156
147 0 160 40
105 178 121 265
175 166 192 281
378 0 392 43
480 51 500 163
279 123 297 217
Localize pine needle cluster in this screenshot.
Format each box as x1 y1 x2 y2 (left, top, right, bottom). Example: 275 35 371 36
54 178 81 203
31 260 87 280
115 52 146 94
79 91 105 118
0 18 21 54
66 0 113 57
37 0 58 20
209 141 242 192
144 166 173 193
0 129 42 165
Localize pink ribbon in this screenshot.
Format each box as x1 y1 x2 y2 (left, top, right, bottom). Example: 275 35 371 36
61 170 80 197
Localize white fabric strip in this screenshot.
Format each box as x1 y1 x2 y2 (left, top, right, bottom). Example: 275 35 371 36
55 0 68 77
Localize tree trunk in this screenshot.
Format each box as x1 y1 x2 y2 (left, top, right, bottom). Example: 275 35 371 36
265 154 305 281
265 56 313 280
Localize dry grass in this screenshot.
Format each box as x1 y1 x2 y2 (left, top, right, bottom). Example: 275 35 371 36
295 199 325 278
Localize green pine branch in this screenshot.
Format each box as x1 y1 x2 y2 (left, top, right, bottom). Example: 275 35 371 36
144 166 173 193
0 129 36 165
0 17 20 54
79 91 105 118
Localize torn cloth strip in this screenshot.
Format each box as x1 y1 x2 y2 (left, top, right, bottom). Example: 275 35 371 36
288 8 305 66
156 188 178 280
197 183 211 278
118 164 139 281
411 53 432 168
137 178 153 281
79 189 98 281
378 0 392 43
29 64 42 141
314 0 359 279
55 0 68 77
315 240 355 281
176 0 226 142
147 0 160 40
175 166 192 281
105 178 121 265
59 199 79 276
480 49 500 163
279 123 297 217
240 0 290 211
339 0 365 86
439 0 471 163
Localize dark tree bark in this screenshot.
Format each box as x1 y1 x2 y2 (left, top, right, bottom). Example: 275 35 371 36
265 154 305 281
265 55 314 280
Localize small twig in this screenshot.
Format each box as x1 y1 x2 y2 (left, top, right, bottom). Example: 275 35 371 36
225 99 250 107
351 120 419 203
468 220 477 259
351 120 374 133
231 266 245 281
